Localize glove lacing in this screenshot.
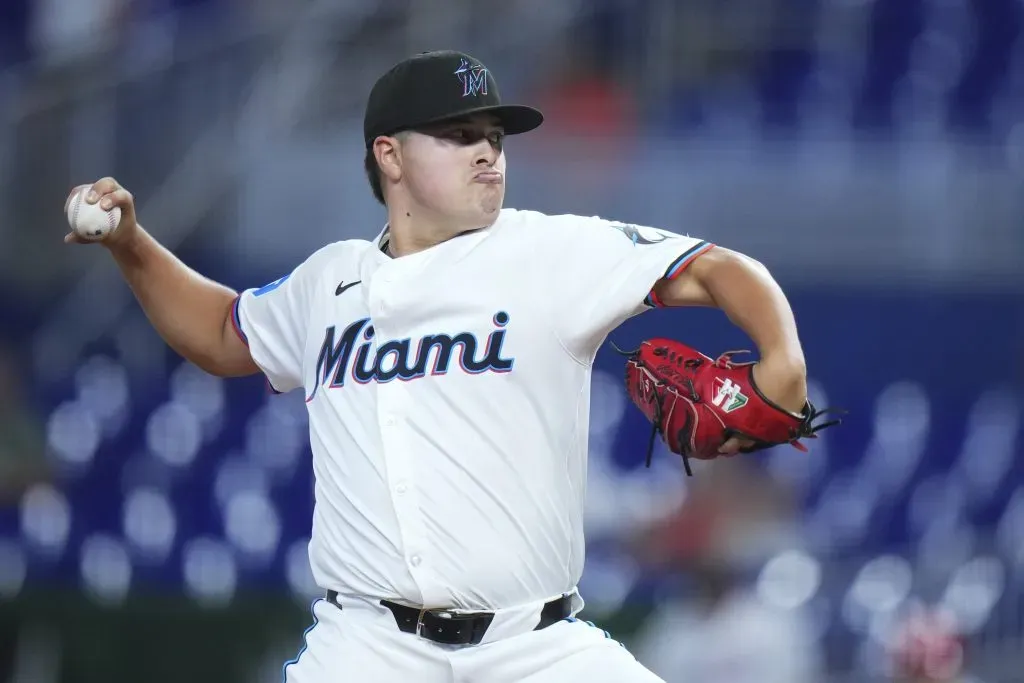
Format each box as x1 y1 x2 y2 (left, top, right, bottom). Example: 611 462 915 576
646 386 694 477
613 342 697 476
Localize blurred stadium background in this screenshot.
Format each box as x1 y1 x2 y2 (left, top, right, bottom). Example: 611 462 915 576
1 0 1023 681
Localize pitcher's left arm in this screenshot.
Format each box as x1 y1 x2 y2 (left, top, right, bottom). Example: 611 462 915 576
652 246 808 452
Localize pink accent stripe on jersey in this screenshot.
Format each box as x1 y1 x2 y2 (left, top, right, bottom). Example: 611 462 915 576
663 241 714 280
645 288 665 308
230 294 249 346
228 293 283 395
643 242 715 308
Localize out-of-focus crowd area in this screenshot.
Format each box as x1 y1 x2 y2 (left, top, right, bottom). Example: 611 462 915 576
0 1 1022 682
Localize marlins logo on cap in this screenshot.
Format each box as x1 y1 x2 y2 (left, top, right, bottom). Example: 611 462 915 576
454 58 488 98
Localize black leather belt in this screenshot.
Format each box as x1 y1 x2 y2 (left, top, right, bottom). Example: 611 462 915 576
325 590 573 645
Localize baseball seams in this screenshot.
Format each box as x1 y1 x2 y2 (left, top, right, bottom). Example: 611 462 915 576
71 188 83 231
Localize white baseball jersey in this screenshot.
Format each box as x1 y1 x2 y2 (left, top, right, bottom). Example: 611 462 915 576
231 208 713 612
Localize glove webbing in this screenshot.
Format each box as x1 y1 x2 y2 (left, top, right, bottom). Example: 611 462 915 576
612 341 698 476
644 378 694 477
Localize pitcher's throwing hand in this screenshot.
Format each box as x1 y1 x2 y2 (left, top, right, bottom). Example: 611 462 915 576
64 177 137 245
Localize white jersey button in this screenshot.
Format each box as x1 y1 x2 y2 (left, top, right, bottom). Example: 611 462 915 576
410 555 422 567
395 483 408 495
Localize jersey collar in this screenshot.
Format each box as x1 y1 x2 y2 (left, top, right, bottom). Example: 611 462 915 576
372 216 503 259
374 224 392 257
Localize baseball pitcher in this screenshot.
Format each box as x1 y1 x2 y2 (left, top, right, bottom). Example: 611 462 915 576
65 51 838 682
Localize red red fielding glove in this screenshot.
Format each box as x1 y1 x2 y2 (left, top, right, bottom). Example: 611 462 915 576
617 338 842 475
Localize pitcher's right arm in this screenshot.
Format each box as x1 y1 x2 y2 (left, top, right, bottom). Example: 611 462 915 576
65 177 258 378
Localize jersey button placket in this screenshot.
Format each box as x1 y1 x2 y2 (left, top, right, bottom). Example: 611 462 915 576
378 393 430 579
369 279 433 585
370 269 393 318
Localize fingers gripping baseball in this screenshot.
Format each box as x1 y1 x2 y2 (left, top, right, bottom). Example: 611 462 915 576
64 177 137 245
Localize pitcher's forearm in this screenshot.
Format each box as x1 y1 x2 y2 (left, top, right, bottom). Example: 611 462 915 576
107 225 254 375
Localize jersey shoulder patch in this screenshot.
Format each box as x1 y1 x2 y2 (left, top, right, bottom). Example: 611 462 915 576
603 221 683 246
253 273 292 297
506 211 684 246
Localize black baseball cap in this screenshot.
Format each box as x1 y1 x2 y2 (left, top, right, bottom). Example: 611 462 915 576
363 50 544 148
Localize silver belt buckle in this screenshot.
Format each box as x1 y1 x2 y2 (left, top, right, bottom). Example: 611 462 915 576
416 607 454 637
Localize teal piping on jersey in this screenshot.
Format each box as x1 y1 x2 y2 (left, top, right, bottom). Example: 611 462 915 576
282 599 323 682
230 295 249 346
643 241 715 308
230 293 284 395
563 616 617 643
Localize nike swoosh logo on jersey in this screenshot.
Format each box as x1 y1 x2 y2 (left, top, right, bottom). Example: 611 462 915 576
335 280 361 296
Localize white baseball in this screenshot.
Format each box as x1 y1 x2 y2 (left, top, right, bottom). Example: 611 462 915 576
66 185 121 241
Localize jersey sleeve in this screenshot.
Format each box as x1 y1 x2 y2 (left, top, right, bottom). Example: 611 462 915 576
545 214 715 360
231 247 333 393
